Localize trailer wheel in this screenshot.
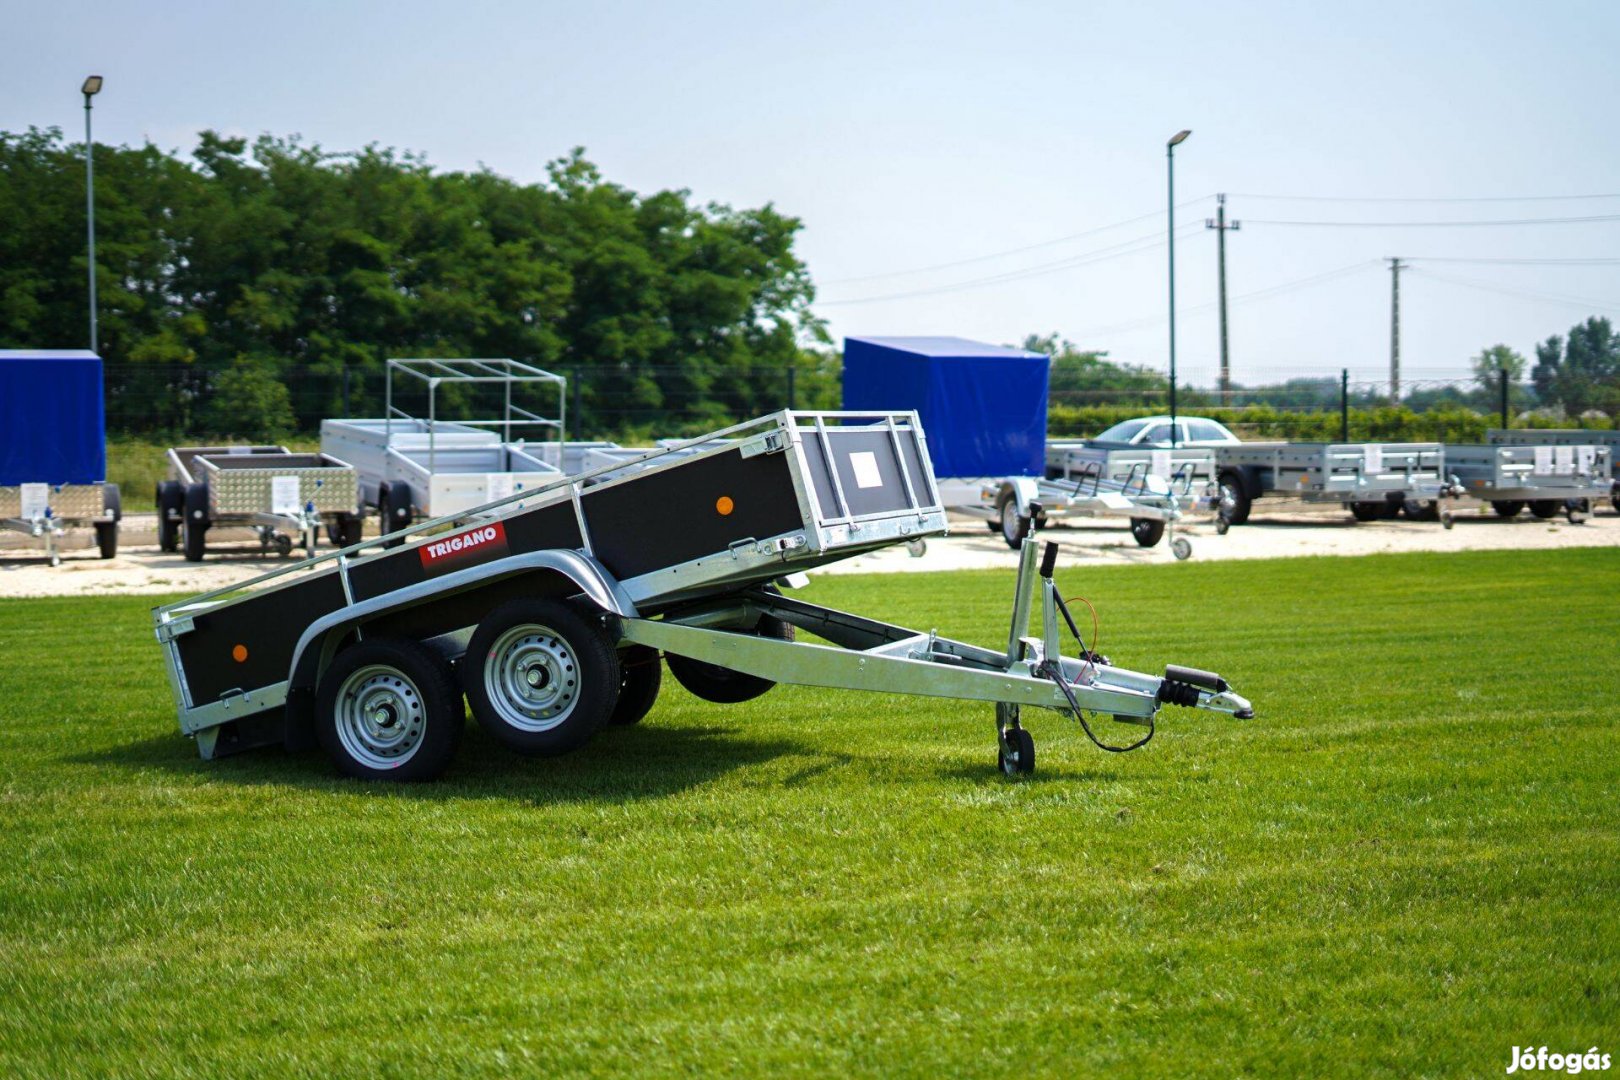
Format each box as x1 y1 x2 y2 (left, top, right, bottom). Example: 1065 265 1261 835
996 491 1031 549
1349 501 1386 522
1491 500 1524 518
156 481 183 552
465 598 620 756
1528 500 1559 520
998 726 1035 777
102 483 121 523
182 483 210 562
94 521 118 559
1565 498 1589 524
379 484 414 548
1170 536 1193 561
1129 518 1165 548
330 513 364 548
316 637 463 781
666 616 795 704
1402 499 1439 522
610 645 663 726
1216 471 1251 525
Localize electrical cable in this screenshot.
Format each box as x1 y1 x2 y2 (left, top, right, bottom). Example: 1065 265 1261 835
819 194 1216 285
1408 269 1620 315
1044 590 1152 753
1228 192 1620 204
1245 213 1620 228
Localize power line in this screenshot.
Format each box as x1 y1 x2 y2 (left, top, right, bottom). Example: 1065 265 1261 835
1407 269 1620 315
817 223 1204 306
1073 260 1381 338
1229 192 1620 204
818 195 1215 286
1246 214 1620 228
1403 256 1620 266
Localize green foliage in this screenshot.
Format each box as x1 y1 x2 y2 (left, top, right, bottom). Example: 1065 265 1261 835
1472 343 1527 391
200 356 297 439
1023 332 1169 402
0 128 822 437
1 550 1617 1075
1530 318 1620 417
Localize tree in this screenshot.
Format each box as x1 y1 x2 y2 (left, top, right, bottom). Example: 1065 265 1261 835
1471 344 1526 392
1527 318 1620 416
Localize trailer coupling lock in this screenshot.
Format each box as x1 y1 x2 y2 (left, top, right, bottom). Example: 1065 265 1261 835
1158 665 1255 720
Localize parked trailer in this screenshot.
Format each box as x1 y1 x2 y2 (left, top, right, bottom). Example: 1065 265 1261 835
1412 443 1612 523
153 411 1252 780
1487 429 1620 512
1212 442 1462 528
0 350 120 566
158 446 362 561
321 358 569 533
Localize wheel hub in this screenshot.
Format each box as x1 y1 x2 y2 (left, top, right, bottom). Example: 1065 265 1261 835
485 625 579 732
335 666 426 768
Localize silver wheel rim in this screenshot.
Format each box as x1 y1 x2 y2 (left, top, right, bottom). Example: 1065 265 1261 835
483 623 580 732
1001 505 1021 544
1218 484 1238 518
335 664 426 769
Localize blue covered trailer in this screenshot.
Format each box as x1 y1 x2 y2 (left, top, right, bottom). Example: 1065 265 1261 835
842 336 1049 479
0 350 121 564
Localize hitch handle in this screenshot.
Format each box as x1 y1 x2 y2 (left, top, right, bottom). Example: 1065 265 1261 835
1164 664 1228 693
1039 541 1059 580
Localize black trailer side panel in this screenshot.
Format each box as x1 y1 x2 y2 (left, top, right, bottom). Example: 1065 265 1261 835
581 448 802 579
176 573 348 705
345 499 583 602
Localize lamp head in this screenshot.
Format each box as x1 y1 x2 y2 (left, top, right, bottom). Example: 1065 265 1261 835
82 75 103 96
1168 129 1192 148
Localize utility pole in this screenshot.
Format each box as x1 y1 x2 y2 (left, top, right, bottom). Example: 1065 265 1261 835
82 75 104 353
1386 257 1403 403
1206 194 1241 403
1166 129 1191 445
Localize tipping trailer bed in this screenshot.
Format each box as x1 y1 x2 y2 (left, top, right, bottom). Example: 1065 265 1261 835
153 411 1251 780
1487 429 1620 512
159 445 361 561
1435 443 1611 523
1212 441 1461 527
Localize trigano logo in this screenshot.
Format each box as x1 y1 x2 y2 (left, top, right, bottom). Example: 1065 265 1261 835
419 522 508 574
1508 1046 1611 1073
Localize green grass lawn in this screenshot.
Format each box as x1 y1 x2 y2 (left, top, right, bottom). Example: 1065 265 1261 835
1 549 1616 1077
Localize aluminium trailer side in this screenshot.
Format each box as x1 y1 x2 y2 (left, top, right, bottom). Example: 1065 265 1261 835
0 350 120 566
153 411 1252 781
1487 429 1620 512
1434 443 1612 522
1212 442 1461 527
159 446 362 561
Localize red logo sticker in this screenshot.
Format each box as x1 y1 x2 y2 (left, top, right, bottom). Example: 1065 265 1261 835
419 522 509 574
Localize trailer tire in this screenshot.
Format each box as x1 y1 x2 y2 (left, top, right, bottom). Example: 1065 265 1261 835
379 483 414 548
1491 500 1524 518
996 491 1030 549
1528 500 1559 520
315 637 463 781
1129 518 1165 548
102 483 122 523
182 483 210 562
331 513 364 548
94 521 118 559
610 645 663 726
1402 499 1439 522
666 616 795 704
1216 471 1251 525
156 481 183 552
465 598 620 756
1349 501 1386 522
998 726 1035 777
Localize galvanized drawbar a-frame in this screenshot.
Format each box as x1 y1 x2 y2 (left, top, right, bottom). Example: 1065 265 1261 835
154 411 1251 780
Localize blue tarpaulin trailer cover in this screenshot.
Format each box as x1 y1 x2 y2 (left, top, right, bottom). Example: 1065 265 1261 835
842 336 1049 477
0 350 106 486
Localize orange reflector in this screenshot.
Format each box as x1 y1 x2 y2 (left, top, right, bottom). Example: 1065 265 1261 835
232 644 248 663
715 496 735 516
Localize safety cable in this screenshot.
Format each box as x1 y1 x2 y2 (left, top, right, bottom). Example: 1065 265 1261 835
1044 591 1154 753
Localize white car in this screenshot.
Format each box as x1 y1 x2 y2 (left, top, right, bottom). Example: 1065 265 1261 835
1091 415 1240 447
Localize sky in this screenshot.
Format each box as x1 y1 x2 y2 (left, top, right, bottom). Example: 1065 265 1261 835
5 0 1619 388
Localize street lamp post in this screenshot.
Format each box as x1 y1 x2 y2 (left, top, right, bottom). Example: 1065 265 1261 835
1166 129 1191 447
82 75 103 354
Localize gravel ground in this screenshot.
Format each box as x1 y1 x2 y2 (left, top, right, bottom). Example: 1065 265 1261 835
2 503 1617 598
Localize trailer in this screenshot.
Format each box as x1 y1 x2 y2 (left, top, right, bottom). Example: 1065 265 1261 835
153 411 1252 781
1212 442 1462 528
321 358 569 533
0 350 121 566
157 445 363 561
1486 429 1620 512
1407 442 1612 523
